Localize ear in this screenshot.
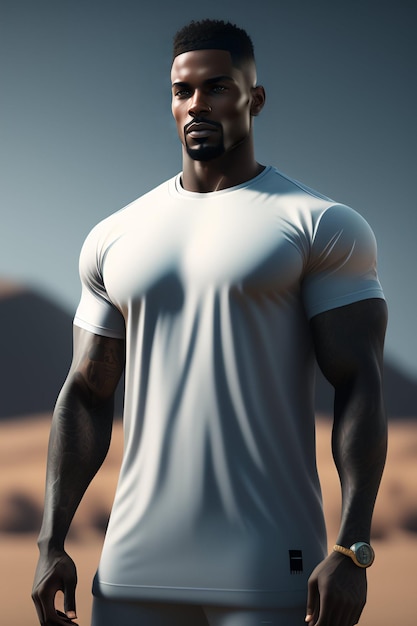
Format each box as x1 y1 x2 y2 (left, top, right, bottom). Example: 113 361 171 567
250 85 266 116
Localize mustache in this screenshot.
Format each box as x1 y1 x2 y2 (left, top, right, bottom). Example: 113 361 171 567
184 118 223 133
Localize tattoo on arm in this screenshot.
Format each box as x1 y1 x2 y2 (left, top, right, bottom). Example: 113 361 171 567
83 336 125 398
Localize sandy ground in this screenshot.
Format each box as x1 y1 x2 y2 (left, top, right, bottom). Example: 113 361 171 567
1 415 416 626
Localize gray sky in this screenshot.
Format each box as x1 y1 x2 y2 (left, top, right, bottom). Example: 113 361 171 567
1 0 416 377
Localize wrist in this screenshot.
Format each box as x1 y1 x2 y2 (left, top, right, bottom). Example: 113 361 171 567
37 534 65 555
333 542 375 568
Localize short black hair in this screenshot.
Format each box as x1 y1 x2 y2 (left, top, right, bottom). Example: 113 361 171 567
173 19 255 68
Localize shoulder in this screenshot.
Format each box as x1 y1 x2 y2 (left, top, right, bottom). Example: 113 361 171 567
260 167 332 201
311 203 378 266
301 202 384 319
314 203 376 235
80 176 176 258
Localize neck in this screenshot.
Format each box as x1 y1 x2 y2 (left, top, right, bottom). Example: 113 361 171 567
181 137 264 193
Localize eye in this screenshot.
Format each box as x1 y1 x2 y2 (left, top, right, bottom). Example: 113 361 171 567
173 87 192 98
212 85 227 94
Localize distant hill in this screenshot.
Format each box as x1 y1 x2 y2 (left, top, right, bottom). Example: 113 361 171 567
0 283 73 417
0 281 415 419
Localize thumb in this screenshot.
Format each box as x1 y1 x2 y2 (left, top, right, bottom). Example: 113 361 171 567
305 576 319 623
64 576 77 619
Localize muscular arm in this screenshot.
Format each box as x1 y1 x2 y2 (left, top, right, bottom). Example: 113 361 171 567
32 327 125 625
306 298 388 626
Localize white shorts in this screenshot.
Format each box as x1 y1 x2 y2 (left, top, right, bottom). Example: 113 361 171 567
91 597 305 626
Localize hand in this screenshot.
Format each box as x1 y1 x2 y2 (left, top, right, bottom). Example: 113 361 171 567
305 551 367 625
32 549 78 625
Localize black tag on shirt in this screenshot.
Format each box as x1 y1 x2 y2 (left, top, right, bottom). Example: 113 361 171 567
289 549 303 574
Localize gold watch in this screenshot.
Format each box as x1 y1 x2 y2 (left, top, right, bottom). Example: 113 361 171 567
333 542 375 568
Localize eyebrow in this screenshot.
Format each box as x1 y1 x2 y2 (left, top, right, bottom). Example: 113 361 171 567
171 75 235 89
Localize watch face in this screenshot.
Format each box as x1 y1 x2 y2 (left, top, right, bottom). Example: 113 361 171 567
354 543 374 566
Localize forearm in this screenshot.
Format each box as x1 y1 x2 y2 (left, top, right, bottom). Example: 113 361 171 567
37 380 114 552
308 300 387 624
332 379 387 546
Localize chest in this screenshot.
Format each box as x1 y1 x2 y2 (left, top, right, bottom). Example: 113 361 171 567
101 199 307 307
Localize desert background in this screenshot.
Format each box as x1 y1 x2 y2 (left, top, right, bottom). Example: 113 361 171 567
1 1 416 624
1 281 416 625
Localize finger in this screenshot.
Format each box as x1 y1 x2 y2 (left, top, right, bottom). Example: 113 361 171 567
305 579 320 623
56 609 79 623
32 593 47 625
32 586 58 625
63 576 77 620
33 589 74 626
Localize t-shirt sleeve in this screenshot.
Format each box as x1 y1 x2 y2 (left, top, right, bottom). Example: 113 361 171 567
302 203 385 319
73 224 125 339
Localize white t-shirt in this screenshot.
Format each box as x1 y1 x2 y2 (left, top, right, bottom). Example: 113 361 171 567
74 166 384 608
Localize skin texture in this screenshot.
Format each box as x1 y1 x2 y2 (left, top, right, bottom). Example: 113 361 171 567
306 298 387 625
32 328 125 625
171 49 265 192
32 47 388 626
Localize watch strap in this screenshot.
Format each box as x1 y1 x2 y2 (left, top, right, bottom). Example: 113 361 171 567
333 542 374 568
333 544 354 558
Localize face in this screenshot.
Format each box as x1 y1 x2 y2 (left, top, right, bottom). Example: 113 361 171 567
171 49 261 162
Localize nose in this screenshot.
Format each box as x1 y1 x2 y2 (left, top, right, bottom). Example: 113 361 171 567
188 90 212 117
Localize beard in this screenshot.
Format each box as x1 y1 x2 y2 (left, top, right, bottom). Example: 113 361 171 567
185 142 225 161
184 119 225 162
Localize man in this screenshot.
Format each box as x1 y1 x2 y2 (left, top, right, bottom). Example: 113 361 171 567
32 19 387 626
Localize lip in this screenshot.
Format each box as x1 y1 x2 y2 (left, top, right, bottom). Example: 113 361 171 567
185 121 219 137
